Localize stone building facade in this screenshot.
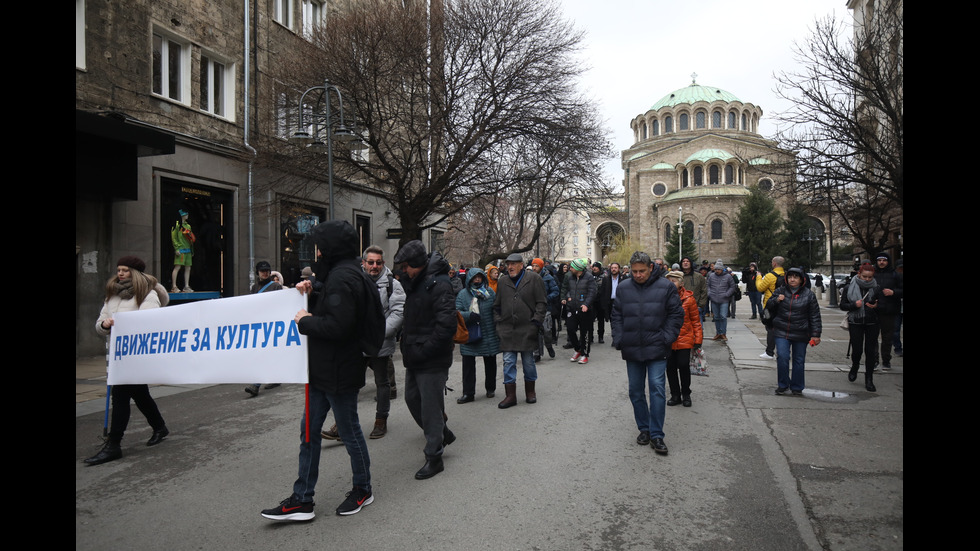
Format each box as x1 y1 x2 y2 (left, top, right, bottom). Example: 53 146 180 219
620 80 796 265
75 0 438 356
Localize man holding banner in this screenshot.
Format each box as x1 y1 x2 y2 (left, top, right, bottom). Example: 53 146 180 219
261 220 384 521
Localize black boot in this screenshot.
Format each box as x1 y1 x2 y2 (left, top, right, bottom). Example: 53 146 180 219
415 457 444 480
865 371 876 392
84 440 122 466
848 364 859 382
147 426 169 446
498 383 518 409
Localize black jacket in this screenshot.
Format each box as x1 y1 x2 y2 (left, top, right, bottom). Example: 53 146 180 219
769 285 822 342
872 252 904 315
610 269 684 362
297 221 376 393
400 251 457 372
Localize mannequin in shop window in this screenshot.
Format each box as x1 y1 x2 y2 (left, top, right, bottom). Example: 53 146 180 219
170 209 195 292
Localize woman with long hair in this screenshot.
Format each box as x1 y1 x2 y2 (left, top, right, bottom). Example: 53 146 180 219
840 262 880 392
84 256 171 465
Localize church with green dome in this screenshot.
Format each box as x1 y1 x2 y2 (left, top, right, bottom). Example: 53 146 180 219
615 77 798 265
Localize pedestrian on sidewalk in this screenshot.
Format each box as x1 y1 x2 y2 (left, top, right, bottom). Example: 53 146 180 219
494 254 547 407
707 260 736 341
245 261 284 397
560 258 597 364
455 267 499 404
261 221 382 521
756 256 786 360
769 267 822 395
393 240 457 480
665 271 703 407
611 252 684 455
840 262 880 392
85 256 171 466
873 252 903 370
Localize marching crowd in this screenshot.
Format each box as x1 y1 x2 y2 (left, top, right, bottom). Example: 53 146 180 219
83 221 902 523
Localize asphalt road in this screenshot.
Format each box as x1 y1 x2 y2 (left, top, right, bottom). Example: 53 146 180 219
76 311 903 551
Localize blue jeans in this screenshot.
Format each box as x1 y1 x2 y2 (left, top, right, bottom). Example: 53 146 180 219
502 351 537 385
775 337 808 391
293 387 371 503
626 359 667 439
711 301 729 335
748 291 763 316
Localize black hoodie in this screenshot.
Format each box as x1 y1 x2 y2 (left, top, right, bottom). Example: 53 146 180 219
872 252 903 315
400 251 457 372
296 221 377 393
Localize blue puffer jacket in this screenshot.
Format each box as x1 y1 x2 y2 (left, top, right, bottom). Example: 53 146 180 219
610 269 684 362
456 268 500 357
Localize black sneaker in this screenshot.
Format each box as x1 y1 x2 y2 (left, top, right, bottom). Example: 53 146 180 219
261 496 315 521
775 387 788 395
336 487 374 516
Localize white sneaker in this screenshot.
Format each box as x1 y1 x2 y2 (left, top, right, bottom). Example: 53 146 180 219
759 352 775 360
570 352 582 362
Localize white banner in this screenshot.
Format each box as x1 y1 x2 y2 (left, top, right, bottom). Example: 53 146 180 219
107 289 309 385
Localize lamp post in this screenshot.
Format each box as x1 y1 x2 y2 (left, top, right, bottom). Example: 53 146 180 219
801 227 820 272
290 79 362 221
824 169 838 307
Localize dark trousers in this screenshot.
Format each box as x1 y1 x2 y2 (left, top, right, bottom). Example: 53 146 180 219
848 322 879 373
666 348 692 398
878 313 896 366
109 384 166 443
367 356 392 419
405 368 452 460
461 355 497 396
592 305 606 341
765 324 775 356
566 309 594 356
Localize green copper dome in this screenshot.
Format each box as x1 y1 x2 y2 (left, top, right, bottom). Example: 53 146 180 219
651 84 741 111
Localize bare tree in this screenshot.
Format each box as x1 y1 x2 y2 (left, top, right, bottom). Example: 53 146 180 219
271 0 611 246
771 2 903 257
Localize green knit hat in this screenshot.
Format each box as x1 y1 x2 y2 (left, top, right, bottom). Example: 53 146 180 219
570 258 588 272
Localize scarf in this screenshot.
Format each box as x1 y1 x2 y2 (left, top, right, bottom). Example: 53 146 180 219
846 276 878 324
113 279 136 300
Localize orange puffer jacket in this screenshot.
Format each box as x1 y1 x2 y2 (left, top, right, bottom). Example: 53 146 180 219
672 287 703 350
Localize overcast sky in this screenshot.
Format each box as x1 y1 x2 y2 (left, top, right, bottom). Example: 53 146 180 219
555 0 850 190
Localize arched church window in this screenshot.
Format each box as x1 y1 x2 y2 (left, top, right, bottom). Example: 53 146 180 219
665 116 673 133
682 169 688 187
696 111 706 129
713 110 722 128
709 165 719 185
641 123 647 140
652 120 659 136
711 219 723 239
684 220 694 236
694 166 703 186
725 165 734 184
741 113 747 130
728 112 736 129
679 113 689 130
664 224 671 241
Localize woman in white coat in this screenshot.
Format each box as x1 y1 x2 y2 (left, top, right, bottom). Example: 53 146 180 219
84 256 171 466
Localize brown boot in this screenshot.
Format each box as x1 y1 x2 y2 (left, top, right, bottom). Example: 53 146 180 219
498 383 518 409
525 380 537 404
369 418 387 439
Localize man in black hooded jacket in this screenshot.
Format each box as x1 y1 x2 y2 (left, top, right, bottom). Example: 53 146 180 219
873 252 903 370
393 239 458 480
261 220 383 521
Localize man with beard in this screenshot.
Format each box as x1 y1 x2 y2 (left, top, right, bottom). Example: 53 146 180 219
393 240 458 479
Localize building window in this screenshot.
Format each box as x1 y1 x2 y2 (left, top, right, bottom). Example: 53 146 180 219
274 0 293 29
693 166 703 186
652 120 659 136
742 113 748 130
664 116 673 133
682 169 688 188
712 110 722 128
640 123 647 140
709 165 719 185
684 220 694 236
725 165 734 184
152 30 189 103
200 54 234 119
696 111 706 129
679 113 689 130
303 0 326 37
275 83 311 139
711 219 723 240
758 178 774 191
355 213 371 254
728 112 736 129
664 224 671 241
652 183 666 197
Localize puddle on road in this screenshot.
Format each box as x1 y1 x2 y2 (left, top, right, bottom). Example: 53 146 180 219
800 388 850 400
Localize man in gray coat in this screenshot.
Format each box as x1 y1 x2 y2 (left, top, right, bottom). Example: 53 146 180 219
493 253 547 408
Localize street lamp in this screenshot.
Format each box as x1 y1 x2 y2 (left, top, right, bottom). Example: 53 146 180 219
822 169 838 307
290 79 364 221
801 227 821 272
